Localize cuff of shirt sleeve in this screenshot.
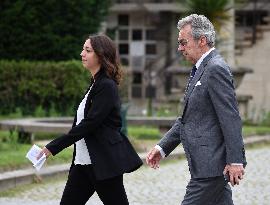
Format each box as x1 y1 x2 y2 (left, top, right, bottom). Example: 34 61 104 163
155 145 166 158
231 163 243 165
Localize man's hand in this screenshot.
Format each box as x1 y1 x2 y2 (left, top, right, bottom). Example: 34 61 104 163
146 147 162 169
37 147 52 160
223 164 245 186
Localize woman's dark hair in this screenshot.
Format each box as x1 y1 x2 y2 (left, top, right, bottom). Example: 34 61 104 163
89 34 122 85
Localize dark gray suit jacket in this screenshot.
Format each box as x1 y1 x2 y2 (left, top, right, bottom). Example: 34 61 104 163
158 49 246 179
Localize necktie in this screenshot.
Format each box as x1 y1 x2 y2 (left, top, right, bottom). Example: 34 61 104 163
183 65 197 99
187 65 197 88
190 65 197 82
182 65 197 114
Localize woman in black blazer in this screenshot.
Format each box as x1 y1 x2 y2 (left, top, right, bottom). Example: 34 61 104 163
37 34 143 205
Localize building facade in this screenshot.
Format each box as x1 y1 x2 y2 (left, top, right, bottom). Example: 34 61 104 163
102 0 268 120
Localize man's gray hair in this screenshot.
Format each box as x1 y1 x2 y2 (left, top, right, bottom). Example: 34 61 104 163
177 14 216 47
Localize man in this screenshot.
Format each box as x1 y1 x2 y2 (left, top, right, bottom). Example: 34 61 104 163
146 14 246 205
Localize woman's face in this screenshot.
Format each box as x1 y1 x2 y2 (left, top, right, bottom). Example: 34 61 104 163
80 39 101 71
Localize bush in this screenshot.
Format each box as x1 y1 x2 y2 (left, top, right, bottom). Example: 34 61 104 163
128 126 161 140
0 0 110 61
260 112 270 127
0 60 90 115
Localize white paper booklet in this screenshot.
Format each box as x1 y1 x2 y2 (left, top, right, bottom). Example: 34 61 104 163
26 144 46 171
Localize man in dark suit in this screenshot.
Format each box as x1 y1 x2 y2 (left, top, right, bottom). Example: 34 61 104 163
146 14 246 205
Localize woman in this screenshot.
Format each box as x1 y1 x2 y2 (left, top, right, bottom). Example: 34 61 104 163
37 34 143 205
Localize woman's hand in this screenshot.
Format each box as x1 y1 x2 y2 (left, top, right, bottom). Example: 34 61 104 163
37 147 52 160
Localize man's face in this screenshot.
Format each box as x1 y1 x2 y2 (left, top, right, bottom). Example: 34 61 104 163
178 24 201 64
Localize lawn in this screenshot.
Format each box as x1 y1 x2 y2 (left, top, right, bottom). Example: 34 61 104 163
242 125 270 137
0 131 73 172
128 125 270 140
0 125 270 172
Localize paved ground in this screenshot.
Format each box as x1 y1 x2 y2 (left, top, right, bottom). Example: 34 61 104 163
0 146 269 205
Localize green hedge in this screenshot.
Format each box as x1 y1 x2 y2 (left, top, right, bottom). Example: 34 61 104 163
0 0 110 61
0 60 90 115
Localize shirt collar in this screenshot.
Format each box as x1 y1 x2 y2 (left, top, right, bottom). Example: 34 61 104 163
195 47 215 69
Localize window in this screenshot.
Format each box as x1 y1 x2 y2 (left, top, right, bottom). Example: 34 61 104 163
119 29 129 40
132 72 143 98
132 29 142 40
132 86 142 98
120 57 129 66
146 44 157 55
106 28 116 40
118 14 129 26
131 56 143 71
119 44 129 55
146 29 157 40
132 72 142 84
145 57 156 67
130 42 144 56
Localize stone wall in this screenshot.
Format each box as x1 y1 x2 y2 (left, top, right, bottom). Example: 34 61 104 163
236 30 270 121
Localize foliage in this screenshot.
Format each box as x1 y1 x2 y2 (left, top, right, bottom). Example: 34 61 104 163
0 0 110 61
156 106 176 117
0 60 90 115
242 125 270 137
128 126 160 140
260 112 270 127
6 108 24 119
34 105 46 117
1 122 270 171
0 142 73 172
118 68 130 103
0 131 73 172
183 0 231 32
0 131 19 151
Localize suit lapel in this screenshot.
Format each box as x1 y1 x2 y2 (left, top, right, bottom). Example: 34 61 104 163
182 49 218 117
184 63 206 103
83 70 107 118
84 81 96 118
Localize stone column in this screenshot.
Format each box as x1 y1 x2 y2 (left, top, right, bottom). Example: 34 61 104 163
218 0 236 68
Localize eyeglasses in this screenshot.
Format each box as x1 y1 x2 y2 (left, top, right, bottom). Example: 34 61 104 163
178 39 188 47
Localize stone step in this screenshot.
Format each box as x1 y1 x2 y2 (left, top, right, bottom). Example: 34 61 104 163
235 48 244 56
243 31 263 41
235 39 253 48
257 24 270 32
263 16 270 23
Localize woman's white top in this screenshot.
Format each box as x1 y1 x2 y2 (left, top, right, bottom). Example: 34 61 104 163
74 85 93 165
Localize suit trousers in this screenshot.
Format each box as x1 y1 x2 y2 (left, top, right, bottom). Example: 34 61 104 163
181 176 233 205
60 164 129 205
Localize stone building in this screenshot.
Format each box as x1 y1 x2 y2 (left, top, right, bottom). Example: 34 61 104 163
103 0 184 115
102 0 269 121
235 0 270 121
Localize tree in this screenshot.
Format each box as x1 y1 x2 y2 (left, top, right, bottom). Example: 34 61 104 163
0 0 110 60
183 0 248 32
184 0 232 32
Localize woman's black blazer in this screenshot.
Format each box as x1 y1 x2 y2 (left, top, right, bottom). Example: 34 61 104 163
46 70 143 180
